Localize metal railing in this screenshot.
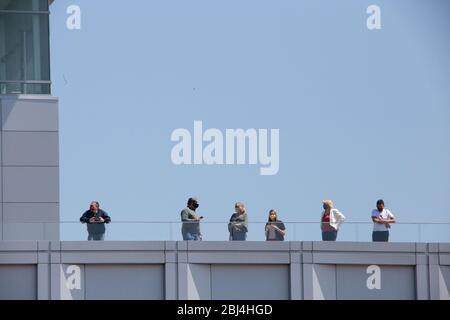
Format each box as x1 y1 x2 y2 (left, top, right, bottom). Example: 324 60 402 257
0 80 51 94
3 221 449 242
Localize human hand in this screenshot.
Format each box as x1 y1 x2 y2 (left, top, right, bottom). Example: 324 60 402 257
89 217 96 223
98 217 105 223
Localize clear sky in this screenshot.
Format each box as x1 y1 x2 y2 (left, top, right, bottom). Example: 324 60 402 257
48 0 450 241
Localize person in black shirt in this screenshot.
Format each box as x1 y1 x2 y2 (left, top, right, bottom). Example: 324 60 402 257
265 209 286 241
80 201 111 240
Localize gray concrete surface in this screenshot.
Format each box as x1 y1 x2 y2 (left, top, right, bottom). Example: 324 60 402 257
0 95 59 240
0 241 449 300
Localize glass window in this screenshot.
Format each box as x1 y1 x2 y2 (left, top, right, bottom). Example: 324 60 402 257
0 0 48 12
0 11 50 94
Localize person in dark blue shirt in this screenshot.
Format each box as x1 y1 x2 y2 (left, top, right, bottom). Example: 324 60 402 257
80 201 111 240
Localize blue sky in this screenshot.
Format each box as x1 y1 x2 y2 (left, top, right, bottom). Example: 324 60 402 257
49 0 450 241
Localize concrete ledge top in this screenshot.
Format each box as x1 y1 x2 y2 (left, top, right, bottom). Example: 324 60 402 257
415 243 428 253
0 241 38 251
439 243 450 252
186 241 291 251
0 94 58 102
312 241 416 252
0 241 449 254
60 241 166 251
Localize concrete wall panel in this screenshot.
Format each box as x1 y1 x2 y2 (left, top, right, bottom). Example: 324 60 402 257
1 97 58 131
85 264 164 300
211 265 290 300
0 265 37 299
3 167 58 203
336 265 416 300
2 131 58 166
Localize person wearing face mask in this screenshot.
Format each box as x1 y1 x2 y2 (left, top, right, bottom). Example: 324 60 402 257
181 197 204 241
265 209 286 241
320 200 346 241
80 201 111 241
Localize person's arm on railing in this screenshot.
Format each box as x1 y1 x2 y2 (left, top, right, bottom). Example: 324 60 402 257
80 211 90 224
372 216 395 229
386 210 396 224
101 210 111 224
372 216 386 224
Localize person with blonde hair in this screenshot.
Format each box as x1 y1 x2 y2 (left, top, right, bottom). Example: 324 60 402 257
320 200 345 241
228 202 248 241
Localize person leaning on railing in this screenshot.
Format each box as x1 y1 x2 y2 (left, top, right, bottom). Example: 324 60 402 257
371 199 396 242
320 200 346 241
265 209 286 241
79 201 111 241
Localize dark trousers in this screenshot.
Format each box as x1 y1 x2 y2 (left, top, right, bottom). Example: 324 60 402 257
230 231 247 241
88 233 105 241
322 230 338 241
372 231 389 242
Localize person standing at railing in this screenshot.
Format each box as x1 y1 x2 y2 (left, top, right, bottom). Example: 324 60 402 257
320 200 346 241
181 197 203 241
265 209 286 241
228 202 248 241
372 199 396 242
79 201 111 241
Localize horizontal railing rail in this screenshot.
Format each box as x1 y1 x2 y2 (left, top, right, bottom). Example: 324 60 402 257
3 221 450 242
0 80 51 84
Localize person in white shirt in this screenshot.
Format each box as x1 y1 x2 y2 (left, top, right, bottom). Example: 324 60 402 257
320 200 346 241
371 199 396 242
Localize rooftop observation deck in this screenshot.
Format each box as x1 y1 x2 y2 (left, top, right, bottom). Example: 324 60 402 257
0 240 449 300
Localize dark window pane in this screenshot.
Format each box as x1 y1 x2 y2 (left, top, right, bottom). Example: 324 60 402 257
0 12 50 90
0 0 48 11
0 82 50 94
